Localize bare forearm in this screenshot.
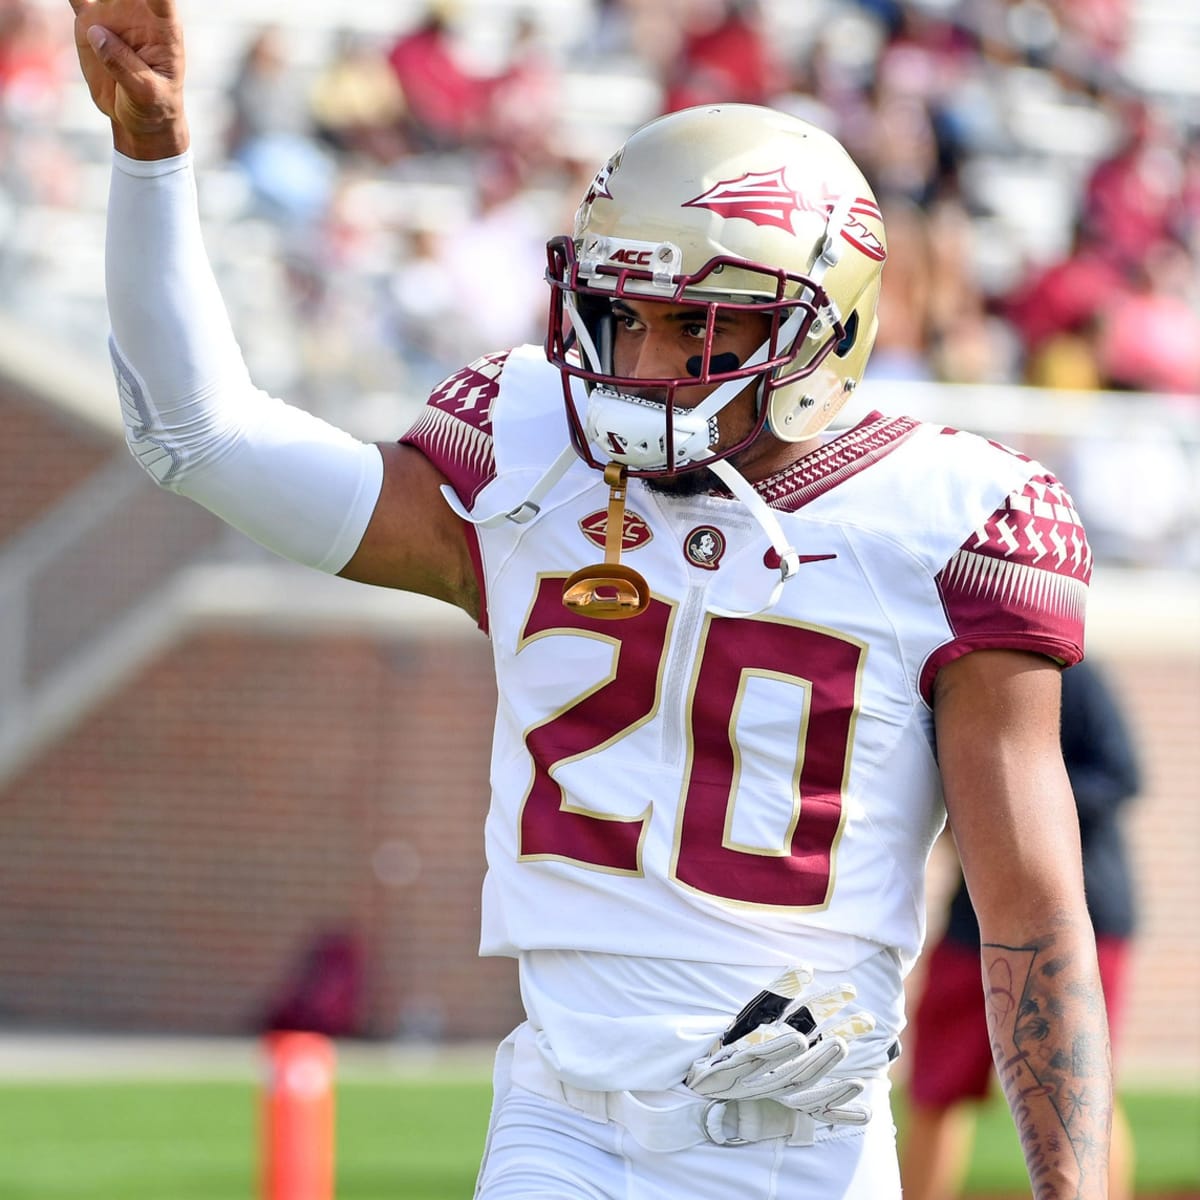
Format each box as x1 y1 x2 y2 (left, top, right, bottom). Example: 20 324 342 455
983 926 1112 1199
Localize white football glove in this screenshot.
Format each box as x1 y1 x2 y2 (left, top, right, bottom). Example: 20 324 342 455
685 967 876 1127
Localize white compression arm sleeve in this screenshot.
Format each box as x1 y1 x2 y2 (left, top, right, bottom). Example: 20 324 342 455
105 150 383 573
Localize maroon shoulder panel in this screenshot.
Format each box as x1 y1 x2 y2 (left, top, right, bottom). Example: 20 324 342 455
399 351 507 508
922 473 1092 700
399 352 510 636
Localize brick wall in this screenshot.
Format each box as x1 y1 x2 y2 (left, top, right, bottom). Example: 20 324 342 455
0 627 519 1038
1106 654 1200 1080
0 619 1195 1081
0 388 114 540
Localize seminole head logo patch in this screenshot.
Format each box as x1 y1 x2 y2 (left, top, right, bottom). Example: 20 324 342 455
684 526 726 570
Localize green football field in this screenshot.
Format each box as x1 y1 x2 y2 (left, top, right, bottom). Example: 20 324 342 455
0 1076 1195 1199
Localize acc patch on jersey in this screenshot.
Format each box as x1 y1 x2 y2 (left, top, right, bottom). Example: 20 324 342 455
684 526 726 570
579 508 653 552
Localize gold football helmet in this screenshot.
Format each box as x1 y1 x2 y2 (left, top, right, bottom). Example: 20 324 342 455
546 104 887 476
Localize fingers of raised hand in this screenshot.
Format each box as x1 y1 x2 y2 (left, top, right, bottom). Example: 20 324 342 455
77 23 148 88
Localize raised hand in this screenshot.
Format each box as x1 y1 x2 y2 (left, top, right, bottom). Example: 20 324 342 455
68 0 188 158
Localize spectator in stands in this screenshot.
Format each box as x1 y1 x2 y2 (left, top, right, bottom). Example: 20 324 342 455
227 27 307 159
581 0 636 61
1053 0 1132 66
662 0 784 113
1094 237 1200 396
0 0 75 209
226 26 335 226
1082 97 1186 272
387 221 465 394
901 656 1142 1200
1003 220 1125 381
879 6 1008 174
868 195 1015 387
386 3 490 151
921 199 1018 384
1009 229 1200 397
866 197 936 382
437 151 551 357
0 0 62 121
860 89 943 208
871 1 980 116
310 29 409 167
484 13 562 171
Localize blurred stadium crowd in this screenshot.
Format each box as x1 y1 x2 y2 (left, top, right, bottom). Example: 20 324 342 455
1 0 1197 533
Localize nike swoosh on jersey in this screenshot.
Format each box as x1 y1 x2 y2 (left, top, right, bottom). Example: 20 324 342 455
764 550 839 568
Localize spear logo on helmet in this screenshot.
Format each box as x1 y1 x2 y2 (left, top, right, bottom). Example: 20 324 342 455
684 170 886 262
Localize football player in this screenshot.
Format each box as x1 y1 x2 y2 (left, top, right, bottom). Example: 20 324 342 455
70 2 1112 1196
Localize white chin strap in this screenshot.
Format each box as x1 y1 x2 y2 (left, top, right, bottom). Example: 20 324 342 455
703 457 802 618
439 443 579 528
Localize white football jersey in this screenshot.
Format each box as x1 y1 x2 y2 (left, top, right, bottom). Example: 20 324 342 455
402 345 1091 1090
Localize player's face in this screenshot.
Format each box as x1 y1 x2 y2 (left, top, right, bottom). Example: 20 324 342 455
609 298 778 493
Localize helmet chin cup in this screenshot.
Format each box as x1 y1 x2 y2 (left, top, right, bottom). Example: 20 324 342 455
562 562 651 619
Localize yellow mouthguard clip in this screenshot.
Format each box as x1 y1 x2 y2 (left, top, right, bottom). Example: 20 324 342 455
562 463 651 620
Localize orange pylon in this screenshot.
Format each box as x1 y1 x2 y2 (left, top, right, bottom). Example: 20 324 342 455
262 1032 335 1200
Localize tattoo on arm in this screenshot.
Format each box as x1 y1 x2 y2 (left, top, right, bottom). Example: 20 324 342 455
983 939 1111 1199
